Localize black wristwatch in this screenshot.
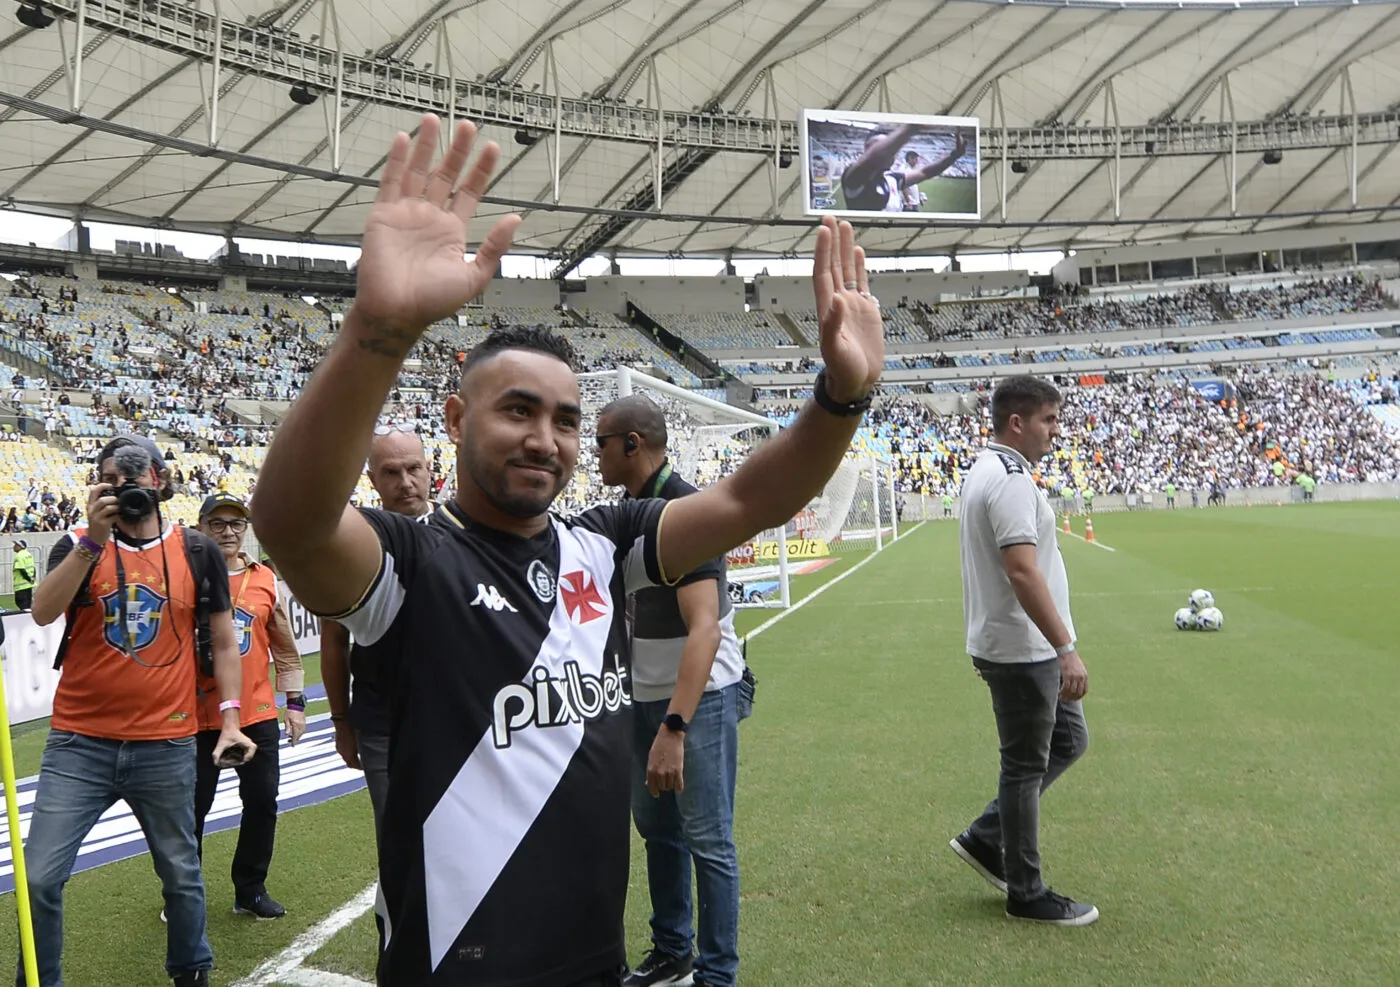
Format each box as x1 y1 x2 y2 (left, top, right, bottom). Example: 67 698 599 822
285 694 306 711
813 369 872 417
663 713 688 734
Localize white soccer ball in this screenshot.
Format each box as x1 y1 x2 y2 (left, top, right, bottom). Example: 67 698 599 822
1174 607 1198 630
1189 589 1215 612
1196 607 1224 631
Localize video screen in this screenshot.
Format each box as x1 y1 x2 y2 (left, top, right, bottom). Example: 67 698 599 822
801 109 980 220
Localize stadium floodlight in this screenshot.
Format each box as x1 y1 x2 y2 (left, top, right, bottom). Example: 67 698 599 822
15 1 54 29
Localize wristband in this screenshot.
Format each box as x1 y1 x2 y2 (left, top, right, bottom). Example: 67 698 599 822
1054 642 1077 657
219 699 242 713
78 535 104 555
285 694 306 711
813 369 872 418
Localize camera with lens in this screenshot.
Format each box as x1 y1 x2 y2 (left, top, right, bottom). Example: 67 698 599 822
111 445 161 522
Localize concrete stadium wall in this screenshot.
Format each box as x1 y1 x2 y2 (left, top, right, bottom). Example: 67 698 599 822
1053 220 1400 283
484 278 561 308
581 276 746 316
753 270 1031 311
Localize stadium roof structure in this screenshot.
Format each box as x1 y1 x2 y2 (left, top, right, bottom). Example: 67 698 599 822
4 0 1400 275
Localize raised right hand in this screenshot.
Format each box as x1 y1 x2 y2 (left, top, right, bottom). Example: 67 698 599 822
350 114 522 354
84 484 119 545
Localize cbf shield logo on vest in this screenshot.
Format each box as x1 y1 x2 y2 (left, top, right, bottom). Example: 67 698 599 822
101 584 167 653
233 607 256 657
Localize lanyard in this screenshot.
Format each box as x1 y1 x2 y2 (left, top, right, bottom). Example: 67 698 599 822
229 566 253 609
649 462 673 499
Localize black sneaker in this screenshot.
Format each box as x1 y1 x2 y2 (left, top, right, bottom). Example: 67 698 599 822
233 893 286 920
622 949 694 987
949 832 1008 894
1006 889 1099 927
171 971 208 987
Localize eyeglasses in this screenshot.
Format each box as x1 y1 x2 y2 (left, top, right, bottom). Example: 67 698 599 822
204 518 248 534
374 423 416 435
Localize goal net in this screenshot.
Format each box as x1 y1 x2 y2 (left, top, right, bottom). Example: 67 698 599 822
803 454 900 555
569 367 792 609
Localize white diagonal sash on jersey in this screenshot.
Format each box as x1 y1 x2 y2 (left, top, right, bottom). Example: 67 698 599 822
422 524 620 971
0 711 365 893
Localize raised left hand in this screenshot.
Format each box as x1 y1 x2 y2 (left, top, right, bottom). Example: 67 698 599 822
812 216 885 402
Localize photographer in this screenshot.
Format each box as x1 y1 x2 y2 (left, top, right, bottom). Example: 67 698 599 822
19 435 256 987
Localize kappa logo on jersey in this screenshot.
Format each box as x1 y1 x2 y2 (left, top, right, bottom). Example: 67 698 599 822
560 569 607 624
526 558 556 603
232 606 256 657
490 654 631 749
101 584 167 653
470 583 518 613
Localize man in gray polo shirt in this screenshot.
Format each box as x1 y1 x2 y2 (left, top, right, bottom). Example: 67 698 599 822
950 375 1097 927
596 394 745 987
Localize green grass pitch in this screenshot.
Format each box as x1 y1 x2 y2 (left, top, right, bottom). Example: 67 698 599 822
2 502 1397 985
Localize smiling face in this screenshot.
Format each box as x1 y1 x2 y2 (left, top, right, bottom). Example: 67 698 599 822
445 348 581 529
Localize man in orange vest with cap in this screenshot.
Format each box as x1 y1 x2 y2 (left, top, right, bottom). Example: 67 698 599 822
192 492 308 920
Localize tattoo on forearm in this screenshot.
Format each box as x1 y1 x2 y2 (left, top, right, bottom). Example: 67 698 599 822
357 337 412 359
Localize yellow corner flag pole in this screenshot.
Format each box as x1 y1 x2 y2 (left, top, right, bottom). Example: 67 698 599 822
0 612 40 987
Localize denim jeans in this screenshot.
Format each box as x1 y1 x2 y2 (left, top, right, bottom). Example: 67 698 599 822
965 657 1089 903
631 684 740 987
17 730 211 986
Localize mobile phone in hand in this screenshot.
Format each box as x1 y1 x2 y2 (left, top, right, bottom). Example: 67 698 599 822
215 743 249 768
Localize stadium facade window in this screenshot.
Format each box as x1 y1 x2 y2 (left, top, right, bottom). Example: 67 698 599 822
1094 265 1117 285
1224 253 1260 274
1196 255 1225 275
1357 240 1400 262
1117 261 1150 283
1318 243 1355 265
1151 258 1194 280
1079 267 1095 285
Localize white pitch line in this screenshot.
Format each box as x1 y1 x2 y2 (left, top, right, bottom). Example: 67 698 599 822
281 968 374 987
233 883 378 987
1057 527 1117 552
743 521 925 642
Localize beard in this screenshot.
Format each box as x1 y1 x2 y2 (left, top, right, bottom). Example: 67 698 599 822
461 441 569 519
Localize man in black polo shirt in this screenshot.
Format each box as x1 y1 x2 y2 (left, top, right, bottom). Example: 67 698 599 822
253 114 886 987
596 395 746 987
320 427 434 844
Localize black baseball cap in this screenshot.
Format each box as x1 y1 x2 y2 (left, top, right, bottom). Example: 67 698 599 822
199 493 249 521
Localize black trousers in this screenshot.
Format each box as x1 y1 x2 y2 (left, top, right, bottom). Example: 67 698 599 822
13 588 31 611
194 717 281 901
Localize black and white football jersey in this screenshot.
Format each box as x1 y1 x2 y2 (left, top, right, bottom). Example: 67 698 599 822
336 498 667 986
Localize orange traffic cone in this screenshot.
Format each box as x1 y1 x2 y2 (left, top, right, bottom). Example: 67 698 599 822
1062 514 1071 534
1085 517 1097 543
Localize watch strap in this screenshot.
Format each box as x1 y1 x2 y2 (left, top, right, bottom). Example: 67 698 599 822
813 369 872 418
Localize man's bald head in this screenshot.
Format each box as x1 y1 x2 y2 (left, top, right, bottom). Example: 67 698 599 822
368 429 430 516
597 394 668 453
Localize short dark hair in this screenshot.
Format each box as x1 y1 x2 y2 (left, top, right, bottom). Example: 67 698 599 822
462 326 577 375
991 375 1062 434
598 394 668 451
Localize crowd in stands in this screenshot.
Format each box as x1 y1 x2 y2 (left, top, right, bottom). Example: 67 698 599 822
0 269 1398 526
919 273 1386 342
